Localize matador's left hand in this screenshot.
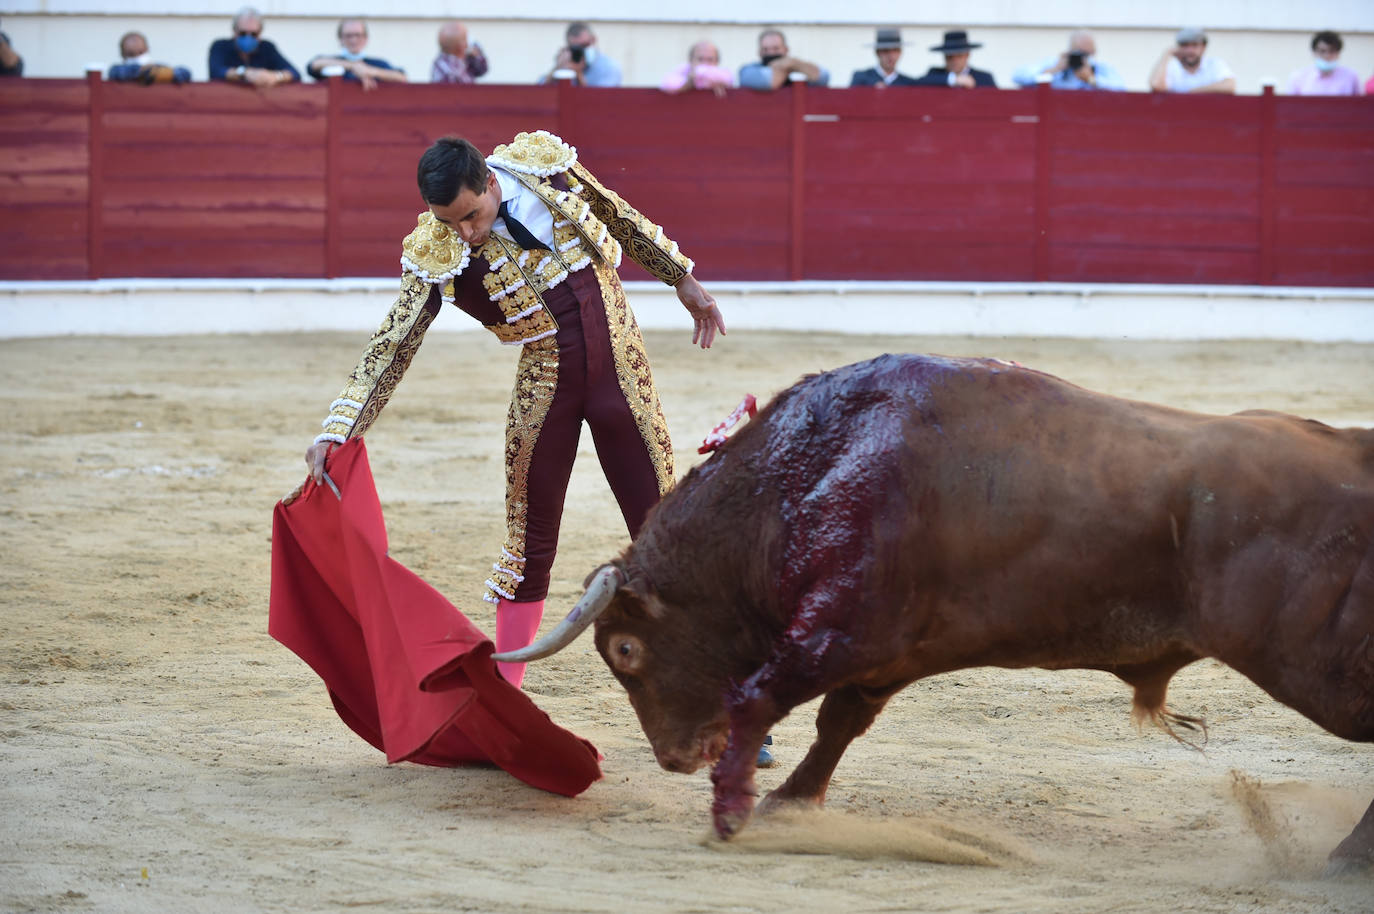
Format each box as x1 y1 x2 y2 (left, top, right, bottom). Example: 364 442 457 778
675 274 726 349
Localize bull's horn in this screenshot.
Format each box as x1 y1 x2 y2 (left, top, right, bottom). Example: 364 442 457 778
490 564 624 663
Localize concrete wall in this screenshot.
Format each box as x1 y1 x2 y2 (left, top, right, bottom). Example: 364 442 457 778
3 6 1372 94
4 280 1372 342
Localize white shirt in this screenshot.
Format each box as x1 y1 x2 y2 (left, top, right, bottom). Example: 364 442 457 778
487 163 555 248
1165 56 1234 93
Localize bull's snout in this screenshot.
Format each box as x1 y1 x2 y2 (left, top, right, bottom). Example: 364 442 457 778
654 730 728 774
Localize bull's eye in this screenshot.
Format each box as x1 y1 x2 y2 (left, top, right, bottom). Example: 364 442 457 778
609 635 644 674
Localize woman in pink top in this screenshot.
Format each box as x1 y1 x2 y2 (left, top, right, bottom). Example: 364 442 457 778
1287 30 1362 96
660 40 735 97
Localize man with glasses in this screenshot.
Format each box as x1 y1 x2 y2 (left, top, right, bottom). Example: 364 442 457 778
307 18 406 91
209 5 299 88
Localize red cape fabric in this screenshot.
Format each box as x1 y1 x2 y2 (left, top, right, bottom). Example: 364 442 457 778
268 439 602 797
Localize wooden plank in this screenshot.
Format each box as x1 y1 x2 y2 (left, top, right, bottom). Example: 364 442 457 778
1048 244 1259 283
1270 249 1374 286
1049 209 1259 248
1051 150 1259 188
101 143 322 180
0 171 88 205
0 79 90 110
100 239 326 278
807 86 1037 120
1050 184 1258 217
101 178 325 211
805 240 1035 280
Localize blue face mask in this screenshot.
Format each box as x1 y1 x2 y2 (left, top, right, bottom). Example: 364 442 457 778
236 34 260 55
1314 56 1337 73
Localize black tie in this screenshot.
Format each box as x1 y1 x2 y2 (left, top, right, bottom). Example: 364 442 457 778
497 200 549 251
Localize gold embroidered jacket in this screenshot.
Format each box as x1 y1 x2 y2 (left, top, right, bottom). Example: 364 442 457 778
314 130 694 448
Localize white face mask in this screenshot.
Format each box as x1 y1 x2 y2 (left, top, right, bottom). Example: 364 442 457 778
337 46 366 61
582 45 598 66
125 52 151 65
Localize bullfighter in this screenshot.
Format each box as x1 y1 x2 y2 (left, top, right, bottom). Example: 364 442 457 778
297 130 725 689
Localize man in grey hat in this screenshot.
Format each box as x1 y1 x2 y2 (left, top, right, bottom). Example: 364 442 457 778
913 29 996 88
851 27 918 87
1149 27 1235 94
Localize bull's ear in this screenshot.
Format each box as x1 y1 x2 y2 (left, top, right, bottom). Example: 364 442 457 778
614 587 652 621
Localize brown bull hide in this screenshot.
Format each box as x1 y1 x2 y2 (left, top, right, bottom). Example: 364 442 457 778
583 354 1373 871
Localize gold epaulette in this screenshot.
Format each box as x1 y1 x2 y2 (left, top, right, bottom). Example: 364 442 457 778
400 212 470 283
487 130 578 177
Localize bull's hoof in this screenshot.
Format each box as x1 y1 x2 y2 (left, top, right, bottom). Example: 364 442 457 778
757 791 822 820
711 796 754 840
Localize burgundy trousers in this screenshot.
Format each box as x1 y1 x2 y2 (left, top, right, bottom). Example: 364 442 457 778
512 267 665 601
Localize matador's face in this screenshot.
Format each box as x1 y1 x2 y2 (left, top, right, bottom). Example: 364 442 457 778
429 171 500 247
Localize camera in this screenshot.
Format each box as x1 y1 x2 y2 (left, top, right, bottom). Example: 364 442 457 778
568 45 585 64
1066 52 1085 71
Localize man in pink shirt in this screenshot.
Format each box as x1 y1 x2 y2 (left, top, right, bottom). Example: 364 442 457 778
1287 30 1362 96
660 40 735 97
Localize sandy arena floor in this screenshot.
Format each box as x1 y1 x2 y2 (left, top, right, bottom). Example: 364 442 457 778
2 323 1372 913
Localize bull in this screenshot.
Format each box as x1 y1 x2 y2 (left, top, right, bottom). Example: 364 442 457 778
493 353 1374 872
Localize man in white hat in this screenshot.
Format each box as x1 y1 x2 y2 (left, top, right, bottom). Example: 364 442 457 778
913 30 996 88
851 27 918 87
1149 27 1235 94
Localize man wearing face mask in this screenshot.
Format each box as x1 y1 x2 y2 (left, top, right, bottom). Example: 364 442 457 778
739 28 829 90
1287 31 1362 96
209 6 300 88
307 18 406 91
542 21 621 87
109 30 191 85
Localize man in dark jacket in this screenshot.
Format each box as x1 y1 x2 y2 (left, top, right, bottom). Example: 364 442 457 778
914 30 996 88
850 28 918 87
208 6 300 88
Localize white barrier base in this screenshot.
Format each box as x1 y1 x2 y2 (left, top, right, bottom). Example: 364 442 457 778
3 279 1372 342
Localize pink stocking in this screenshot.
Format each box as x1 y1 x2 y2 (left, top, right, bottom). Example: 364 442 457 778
495 599 545 688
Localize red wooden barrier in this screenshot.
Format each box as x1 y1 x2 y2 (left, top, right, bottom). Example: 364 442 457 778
1 79 1371 286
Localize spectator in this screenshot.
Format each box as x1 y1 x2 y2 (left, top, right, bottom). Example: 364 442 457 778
739 28 829 90
0 17 22 77
1287 31 1362 96
307 18 405 90
542 21 621 87
1367 73 1374 96
660 40 735 97
108 31 191 85
850 27 918 88
431 20 487 85
914 30 996 88
1011 29 1125 91
1149 28 1235 94
209 6 300 87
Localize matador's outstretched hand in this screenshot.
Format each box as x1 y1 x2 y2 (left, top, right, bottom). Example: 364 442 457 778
675 274 726 349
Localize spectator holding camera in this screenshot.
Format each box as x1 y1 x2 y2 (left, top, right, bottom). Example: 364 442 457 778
1012 30 1125 91
1287 31 1362 96
109 31 191 84
543 21 621 86
1149 27 1234 94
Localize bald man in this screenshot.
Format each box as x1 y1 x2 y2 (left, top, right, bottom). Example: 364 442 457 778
431 20 488 84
